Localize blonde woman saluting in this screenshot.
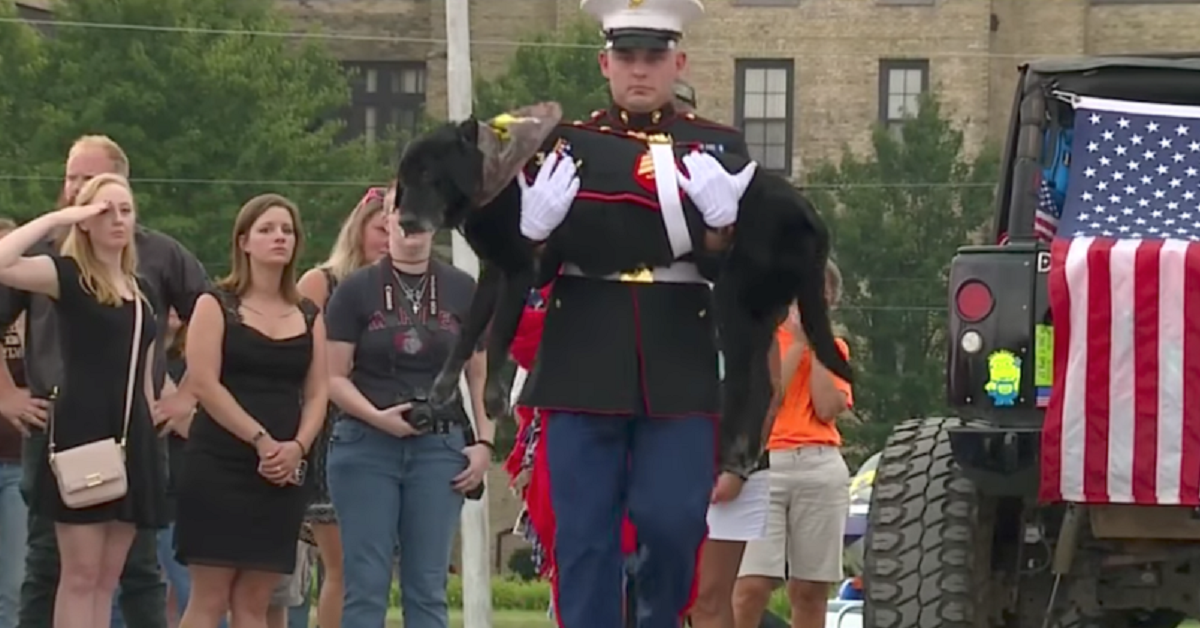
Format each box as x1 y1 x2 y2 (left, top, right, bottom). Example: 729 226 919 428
0 174 166 628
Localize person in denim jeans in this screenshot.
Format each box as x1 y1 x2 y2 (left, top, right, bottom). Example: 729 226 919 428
325 183 494 628
0 221 25 628
296 185 390 628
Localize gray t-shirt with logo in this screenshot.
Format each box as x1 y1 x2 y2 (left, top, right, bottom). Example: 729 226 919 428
324 258 475 422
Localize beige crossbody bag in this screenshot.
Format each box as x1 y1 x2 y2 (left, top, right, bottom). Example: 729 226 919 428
48 293 143 509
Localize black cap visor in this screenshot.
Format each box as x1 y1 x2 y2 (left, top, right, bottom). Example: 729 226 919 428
606 27 679 51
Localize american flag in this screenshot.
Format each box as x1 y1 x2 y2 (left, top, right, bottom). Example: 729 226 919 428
1040 96 1200 506
997 172 1060 244
1034 172 1061 242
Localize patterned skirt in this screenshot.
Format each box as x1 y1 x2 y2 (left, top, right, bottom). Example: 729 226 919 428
304 411 338 526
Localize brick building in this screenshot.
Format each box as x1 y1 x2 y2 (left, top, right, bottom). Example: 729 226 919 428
279 0 1200 180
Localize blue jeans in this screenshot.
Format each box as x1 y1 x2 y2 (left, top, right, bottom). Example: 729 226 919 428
327 418 467 628
287 597 309 628
544 412 715 628
0 462 27 628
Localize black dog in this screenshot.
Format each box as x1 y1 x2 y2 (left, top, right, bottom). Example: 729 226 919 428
395 105 852 466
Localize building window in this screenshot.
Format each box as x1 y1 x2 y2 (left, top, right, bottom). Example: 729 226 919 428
734 59 794 176
343 61 426 143
878 59 929 134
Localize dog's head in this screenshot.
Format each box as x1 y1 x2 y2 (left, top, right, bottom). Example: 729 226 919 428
395 102 562 234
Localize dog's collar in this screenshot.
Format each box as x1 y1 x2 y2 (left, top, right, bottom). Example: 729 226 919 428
608 103 676 131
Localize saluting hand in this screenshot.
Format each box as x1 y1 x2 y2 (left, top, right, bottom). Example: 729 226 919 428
677 151 757 229
518 150 580 242
52 201 111 226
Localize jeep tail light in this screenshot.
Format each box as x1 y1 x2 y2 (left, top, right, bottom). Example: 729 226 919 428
955 280 994 322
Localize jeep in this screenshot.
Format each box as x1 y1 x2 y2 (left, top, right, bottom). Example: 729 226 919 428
861 56 1200 628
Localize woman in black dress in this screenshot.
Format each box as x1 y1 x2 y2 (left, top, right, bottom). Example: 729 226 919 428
174 193 328 628
294 185 389 628
0 173 166 628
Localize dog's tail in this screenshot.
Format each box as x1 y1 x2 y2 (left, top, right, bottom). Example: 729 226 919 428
795 259 854 384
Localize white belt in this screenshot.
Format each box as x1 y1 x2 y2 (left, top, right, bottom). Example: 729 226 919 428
559 261 708 284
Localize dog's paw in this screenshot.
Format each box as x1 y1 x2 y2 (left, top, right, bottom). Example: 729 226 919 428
484 384 512 420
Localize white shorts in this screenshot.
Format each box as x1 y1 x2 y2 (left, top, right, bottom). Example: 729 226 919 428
706 471 770 542
269 542 311 608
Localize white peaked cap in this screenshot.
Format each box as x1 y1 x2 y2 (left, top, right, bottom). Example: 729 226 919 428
581 0 705 40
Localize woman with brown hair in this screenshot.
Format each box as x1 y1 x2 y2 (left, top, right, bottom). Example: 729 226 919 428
0 174 166 628
173 193 328 628
294 185 390 628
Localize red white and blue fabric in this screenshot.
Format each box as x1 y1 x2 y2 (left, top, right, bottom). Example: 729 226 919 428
1040 96 1200 506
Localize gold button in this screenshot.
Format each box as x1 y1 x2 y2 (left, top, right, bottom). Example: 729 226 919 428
554 299 561 308
699 309 706 318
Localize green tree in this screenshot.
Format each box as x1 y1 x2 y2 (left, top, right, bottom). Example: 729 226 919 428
0 3 50 217
8 0 391 274
807 94 1000 456
474 20 609 121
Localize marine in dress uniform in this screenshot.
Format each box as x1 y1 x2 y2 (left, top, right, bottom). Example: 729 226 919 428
507 1 758 626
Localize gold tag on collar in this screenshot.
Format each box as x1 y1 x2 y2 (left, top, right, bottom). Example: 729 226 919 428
618 268 655 283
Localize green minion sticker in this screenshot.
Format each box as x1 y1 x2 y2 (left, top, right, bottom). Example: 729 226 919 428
984 350 1022 407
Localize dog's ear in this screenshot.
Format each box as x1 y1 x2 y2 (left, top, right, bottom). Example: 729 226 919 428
457 117 479 145
445 123 484 201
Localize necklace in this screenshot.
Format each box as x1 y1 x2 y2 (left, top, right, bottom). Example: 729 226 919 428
240 303 294 319
395 272 429 315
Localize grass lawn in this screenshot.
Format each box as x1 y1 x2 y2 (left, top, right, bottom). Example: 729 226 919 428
373 609 554 627
368 609 1200 627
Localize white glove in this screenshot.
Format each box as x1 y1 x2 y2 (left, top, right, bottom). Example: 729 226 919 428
519 151 580 242
676 152 757 229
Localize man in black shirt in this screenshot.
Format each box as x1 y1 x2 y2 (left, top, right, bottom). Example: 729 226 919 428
0 135 208 628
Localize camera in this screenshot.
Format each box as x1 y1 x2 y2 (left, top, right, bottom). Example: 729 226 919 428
405 395 436 433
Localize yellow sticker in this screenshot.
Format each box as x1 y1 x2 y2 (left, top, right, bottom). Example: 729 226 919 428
984 350 1021 407
1034 325 1053 387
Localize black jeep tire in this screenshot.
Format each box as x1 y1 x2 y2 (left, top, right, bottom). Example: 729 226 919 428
863 417 989 628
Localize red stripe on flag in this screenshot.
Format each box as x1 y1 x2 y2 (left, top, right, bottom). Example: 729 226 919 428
1083 239 1115 502
1179 243 1200 503
1041 238 1073 503
1131 240 1162 503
